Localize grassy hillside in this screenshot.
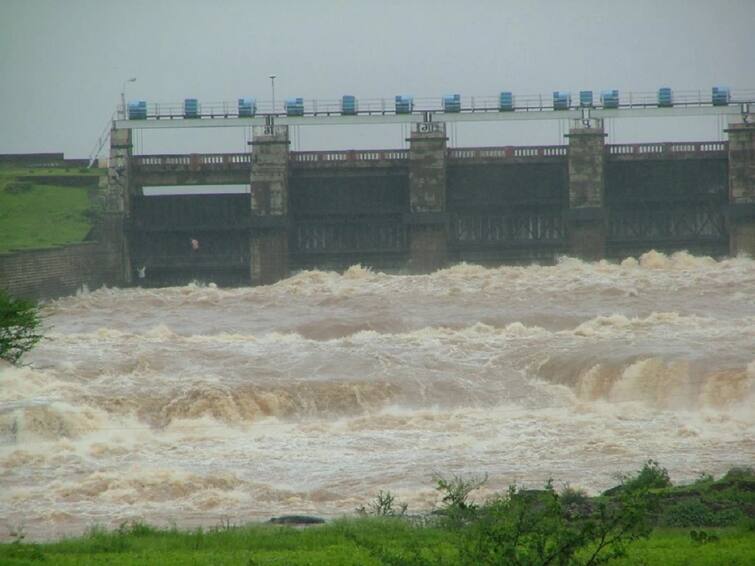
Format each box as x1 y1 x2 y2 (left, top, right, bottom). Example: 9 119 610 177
0 166 103 253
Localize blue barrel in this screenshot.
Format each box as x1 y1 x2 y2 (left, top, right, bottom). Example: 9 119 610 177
395 95 413 114
184 98 199 118
579 90 593 108
712 86 730 106
238 97 256 117
341 95 357 115
553 91 571 110
442 94 461 113
600 90 619 109
657 87 673 107
499 91 514 111
285 97 304 116
127 100 147 120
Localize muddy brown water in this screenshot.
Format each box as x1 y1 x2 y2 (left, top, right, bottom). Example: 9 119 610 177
1 251 753 540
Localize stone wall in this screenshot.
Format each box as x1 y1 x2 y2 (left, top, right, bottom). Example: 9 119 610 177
0 242 120 301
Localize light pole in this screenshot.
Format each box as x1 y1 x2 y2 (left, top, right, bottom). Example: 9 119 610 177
269 74 276 115
120 77 136 119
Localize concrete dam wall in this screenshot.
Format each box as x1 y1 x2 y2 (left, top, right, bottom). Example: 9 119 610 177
104 122 754 288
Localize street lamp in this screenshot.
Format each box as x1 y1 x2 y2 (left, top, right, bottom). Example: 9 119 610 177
120 77 136 119
269 74 276 115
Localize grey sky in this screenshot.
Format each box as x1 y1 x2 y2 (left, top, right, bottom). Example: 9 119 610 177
1 0 753 157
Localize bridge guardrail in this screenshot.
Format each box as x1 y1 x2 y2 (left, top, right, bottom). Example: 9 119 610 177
290 149 409 163
607 141 728 156
131 141 729 172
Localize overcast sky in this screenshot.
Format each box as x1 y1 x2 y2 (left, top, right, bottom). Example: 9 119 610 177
1 0 753 157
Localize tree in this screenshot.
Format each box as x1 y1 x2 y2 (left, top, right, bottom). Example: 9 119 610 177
0 290 43 364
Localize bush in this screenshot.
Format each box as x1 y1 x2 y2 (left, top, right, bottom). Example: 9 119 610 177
662 500 714 527
456 480 653 566
356 490 408 517
619 459 672 493
0 290 43 364
723 467 754 482
5 181 33 194
560 485 589 507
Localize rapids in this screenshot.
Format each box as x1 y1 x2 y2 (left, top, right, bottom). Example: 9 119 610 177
1 251 754 540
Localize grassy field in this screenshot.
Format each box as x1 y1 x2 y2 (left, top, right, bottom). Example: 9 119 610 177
0 165 103 253
0 520 752 565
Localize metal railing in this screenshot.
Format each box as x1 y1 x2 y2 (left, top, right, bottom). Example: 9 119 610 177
118 89 755 121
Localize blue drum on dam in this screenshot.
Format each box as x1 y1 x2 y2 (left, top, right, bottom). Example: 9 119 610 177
395 95 413 114
238 97 256 117
499 91 514 111
553 91 571 110
601 90 619 109
127 100 147 120
657 87 673 107
184 98 199 118
443 94 461 113
285 98 304 116
712 86 730 106
341 95 357 115
579 90 593 108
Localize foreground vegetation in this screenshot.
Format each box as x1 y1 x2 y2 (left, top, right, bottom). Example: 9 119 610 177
2 464 753 565
0 289 42 364
0 165 102 252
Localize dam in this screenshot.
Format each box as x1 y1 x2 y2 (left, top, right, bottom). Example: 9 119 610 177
102 89 755 287
1 89 754 540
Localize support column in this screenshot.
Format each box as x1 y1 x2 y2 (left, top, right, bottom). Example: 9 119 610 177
565 125 607 260
726 122 755 257
250 125 289 285
104 127 133 285
407 122 448 272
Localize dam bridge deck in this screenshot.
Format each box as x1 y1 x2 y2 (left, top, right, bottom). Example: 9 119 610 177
131 141 728 180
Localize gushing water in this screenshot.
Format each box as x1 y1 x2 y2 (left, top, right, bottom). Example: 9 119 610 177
1 251 753 540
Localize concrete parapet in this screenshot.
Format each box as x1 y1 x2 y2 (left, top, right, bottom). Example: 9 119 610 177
566 127 607 260
250 125 290 284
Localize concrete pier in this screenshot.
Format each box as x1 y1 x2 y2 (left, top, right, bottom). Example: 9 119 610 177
407 122 448 272
250 125 290 284
566 126 607 260
105 128 133 284
726 122 755 257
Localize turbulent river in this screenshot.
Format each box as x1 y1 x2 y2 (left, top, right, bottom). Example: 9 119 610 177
1 251 754 540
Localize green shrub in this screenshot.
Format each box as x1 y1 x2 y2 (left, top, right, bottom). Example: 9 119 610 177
0 290 43 364
356 490 408 517
455 480 653 566
723 467 754 482
5 181 33 194
620 459 672 493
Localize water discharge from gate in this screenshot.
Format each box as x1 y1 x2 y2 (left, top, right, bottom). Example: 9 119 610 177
1 251 753 540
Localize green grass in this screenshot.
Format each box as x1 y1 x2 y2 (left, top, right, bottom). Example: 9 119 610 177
609 528 755 565
0 166 103 252
0 518 456 565
1 520 752 565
